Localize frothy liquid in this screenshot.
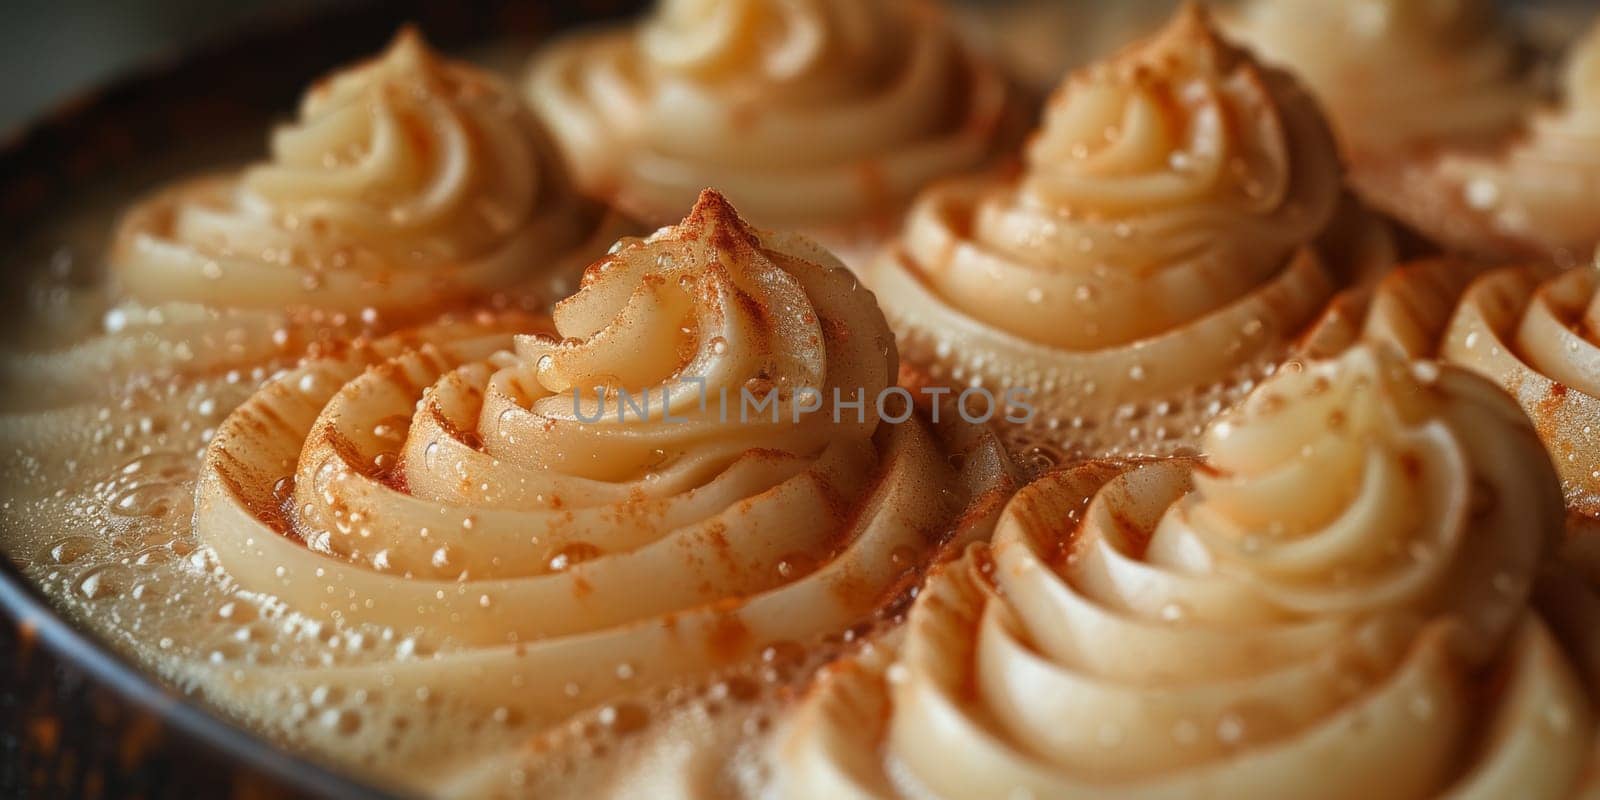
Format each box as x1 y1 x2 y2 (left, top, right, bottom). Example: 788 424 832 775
0 387 848 795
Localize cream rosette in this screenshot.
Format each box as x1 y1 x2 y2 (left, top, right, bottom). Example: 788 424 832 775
117 29 610 316
523 0 1028 238
869 5 1393 458
777 344 1596 799
191 191 1014 776
1439 262 1600 521
1230 0 1534 159
23 29 622 402
1437 22 1600 263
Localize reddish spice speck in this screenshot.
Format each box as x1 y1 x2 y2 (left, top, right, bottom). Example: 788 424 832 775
1399 452 1423 481
27 717 59 753
570 572 593 598
855 162 893 219
705 599 751 663
1109 507 1152 559
703 521 733 568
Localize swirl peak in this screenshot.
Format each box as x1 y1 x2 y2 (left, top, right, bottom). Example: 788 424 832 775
308 26 442 100
676 186 766 252
536 189 847 395
1026 2 1335 218
1113 2 1245 76
507 188 898 482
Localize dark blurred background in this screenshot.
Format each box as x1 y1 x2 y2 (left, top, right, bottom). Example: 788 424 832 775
0 0 353 132
3 0 1591 134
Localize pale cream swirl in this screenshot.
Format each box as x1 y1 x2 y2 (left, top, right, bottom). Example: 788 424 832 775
191 191 1015 785
778 344 1594 799
523 0 1028 235
1439 21 1600 262
1297 258 1600 681
1230 0 1534 157
4 30 623 412
1441 262 1600 518
114 28 616 321
869 5 1394 458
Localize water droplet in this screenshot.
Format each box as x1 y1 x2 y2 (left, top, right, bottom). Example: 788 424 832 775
1217 712 1245 744
1491 572 1521 596
1464 178 1500 210
77 566 128 600
1409 693 1435 720
597 702 649 735
431 545 454 570
1545 704 1575 734
109 483 186 518
44 537 91 565
320 708 362 735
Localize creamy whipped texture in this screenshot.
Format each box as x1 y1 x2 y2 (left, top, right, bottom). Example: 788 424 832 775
1231 0 1534 158
1291 255 1600 633
869 4 1393 460
1441 262 1600 519
176 190 1015 788
25 29 622 409
523 0 1028 234
116 29 613 319
1439 21 1600 262
777 344 1594 799
7 8 1600 800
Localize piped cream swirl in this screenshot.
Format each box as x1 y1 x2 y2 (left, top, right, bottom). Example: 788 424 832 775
869 5 1393 459
1231 0 1534 157
114 29 613 319
1293 257 1600 669
523 0 1028 234
1 32 624 416
1440 262 1600 518
777 344 1594 799
190 191 1014 787
1439 22 1600 262
4 31 622 412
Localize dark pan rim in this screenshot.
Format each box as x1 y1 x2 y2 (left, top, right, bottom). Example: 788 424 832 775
0 1 644 797
0 554 398 799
